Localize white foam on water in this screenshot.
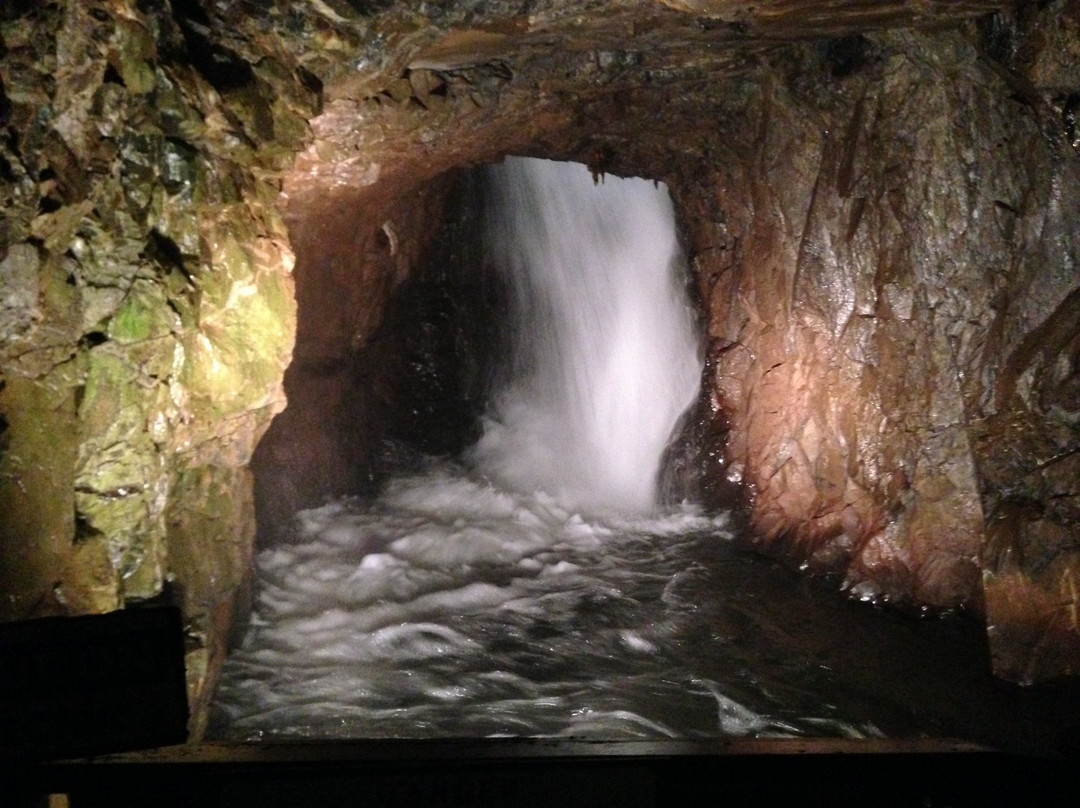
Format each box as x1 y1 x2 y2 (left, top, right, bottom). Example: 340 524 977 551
211 159 889 743
212 462 889 741
216 462 718 736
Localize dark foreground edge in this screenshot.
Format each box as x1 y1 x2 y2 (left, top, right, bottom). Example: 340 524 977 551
3 737 1073 808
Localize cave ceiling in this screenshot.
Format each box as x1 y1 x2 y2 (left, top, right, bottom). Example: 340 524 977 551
281 0 1008 202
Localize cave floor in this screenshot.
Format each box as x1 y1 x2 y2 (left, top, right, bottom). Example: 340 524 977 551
210 463 1079 760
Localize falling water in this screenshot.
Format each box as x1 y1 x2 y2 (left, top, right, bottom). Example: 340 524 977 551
471 157 701 513
210 160 1070 753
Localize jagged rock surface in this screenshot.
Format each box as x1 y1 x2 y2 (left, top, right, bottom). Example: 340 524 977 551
1 0 1077 733
0 0 309 731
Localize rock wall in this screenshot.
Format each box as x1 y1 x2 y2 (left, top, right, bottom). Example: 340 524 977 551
0 0 312 731
677 26 1080 682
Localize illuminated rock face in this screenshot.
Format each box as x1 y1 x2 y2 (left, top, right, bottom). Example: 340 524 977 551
689 31 1076 627
0 0 1077 729
0 0 307 731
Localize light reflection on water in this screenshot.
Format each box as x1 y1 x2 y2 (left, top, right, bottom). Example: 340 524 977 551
209 458 1026 747
211 155 1077 755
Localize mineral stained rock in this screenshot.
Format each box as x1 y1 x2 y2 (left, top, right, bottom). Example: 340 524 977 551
1 0 302 733
1 0 1077 734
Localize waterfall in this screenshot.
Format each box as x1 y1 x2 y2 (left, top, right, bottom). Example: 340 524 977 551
213 164 1022 750
470 157 702 514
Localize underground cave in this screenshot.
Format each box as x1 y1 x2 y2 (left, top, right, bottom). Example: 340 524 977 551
210 148 1078 753
1 0 1079 793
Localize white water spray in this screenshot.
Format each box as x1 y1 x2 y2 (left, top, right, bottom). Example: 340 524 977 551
212 163 951 747
471 157 702 514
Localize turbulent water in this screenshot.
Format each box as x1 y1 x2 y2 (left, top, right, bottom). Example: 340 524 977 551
211 461 885 741
211 158 1071 751
212 457 1072 749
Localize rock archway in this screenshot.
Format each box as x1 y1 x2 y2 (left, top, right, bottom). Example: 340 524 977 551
1 0 1078 734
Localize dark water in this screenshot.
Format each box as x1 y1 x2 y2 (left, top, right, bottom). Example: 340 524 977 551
212 157 1075 757
209 460 1076 757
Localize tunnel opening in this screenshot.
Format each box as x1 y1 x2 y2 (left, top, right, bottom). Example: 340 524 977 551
218 155 746 740
219 133 1077 752
204 0 1080 756
251 152 729 550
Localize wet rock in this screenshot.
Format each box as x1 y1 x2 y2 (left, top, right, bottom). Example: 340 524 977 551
2 0 1078 739
0 243 40 345
0 0 302 726
684 28 1066 627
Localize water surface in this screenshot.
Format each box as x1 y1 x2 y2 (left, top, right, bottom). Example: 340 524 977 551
211 459 1074 755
